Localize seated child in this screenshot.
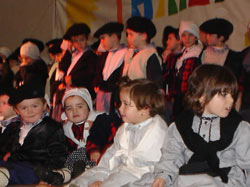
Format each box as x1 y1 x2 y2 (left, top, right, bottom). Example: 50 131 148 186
62 87 102 177
153 64 250 187
0 84 69 186
70 78 168 187
0 87 19 134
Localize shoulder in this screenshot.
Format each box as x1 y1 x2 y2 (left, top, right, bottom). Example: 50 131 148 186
42 116 63 130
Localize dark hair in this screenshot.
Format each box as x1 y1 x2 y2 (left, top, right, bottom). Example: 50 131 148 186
162 26 179 48
119 78 166 116
184 64 238 116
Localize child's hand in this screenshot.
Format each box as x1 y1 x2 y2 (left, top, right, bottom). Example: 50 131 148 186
58 83 65 90
89 181 102 187
3 152 11 161
90 151 101 163
152 178 166 187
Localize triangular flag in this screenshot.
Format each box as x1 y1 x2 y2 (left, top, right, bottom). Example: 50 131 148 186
180 0 187 11
169 0 178 15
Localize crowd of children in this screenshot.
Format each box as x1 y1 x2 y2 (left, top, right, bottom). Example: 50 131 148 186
0 15 249 187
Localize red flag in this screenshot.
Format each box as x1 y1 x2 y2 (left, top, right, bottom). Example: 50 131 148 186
188 0 209 7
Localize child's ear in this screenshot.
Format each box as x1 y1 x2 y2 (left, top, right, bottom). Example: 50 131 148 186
141 32 147 41
14 108 20 115
141 107 150 116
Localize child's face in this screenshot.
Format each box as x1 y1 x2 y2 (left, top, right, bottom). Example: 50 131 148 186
100 33 115 51
0 95 16 120
167 33 180 51
126 28 145 49
119 90 150 124
206 33 224 46
15 98 46 124
71 34 88 52
64 96 90 124
181 31 197 48
202 92 234 118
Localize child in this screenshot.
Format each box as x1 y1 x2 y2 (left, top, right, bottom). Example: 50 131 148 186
0 87 18 134
199 18 243 111
163 20 202 120
70 78 168 187
62 87 102 178
0 84 69 186
153 64 250 187
122 16 163 87
161 25 182 64
60 23 97 99
15 41 48 89
93 22 128 113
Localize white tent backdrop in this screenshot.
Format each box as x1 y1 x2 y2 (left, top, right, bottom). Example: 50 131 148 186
0 0 249 56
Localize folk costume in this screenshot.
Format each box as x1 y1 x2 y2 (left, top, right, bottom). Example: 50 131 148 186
0 85 68 186
154 110 250 187
93 22 127 112
71 115 168 187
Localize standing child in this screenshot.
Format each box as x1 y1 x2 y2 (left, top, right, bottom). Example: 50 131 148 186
163 21 202 120
93 22 128 113
70 78 168 187
122 16 163 87
0 87 18 134
0 84 69 186
153 64 250 187
62 87 102 178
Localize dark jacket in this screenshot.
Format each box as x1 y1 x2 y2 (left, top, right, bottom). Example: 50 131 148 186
0 116 68 170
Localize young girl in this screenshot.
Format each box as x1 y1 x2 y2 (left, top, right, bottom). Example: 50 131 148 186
153 64 250 187
70 78 168 187
0 84 69 186
163 21 202 120
62 87 102 178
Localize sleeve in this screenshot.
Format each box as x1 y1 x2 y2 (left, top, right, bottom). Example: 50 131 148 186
45 126 68 169
146 54 163 88
153 123 186 186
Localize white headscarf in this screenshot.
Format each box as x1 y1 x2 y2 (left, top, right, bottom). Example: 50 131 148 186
179 21 199 39
20 42 40 60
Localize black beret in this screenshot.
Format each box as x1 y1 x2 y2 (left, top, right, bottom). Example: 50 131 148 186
126 16 156 40
200 18 233 37
6 47 20 62
48 39 63 55
0 87 14 97
46 38 61 47
9 84 45 106
22 38 45 52
94 22 124 38
64 23 91 40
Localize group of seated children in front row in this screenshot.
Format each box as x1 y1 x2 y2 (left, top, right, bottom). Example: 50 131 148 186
1 64 250 187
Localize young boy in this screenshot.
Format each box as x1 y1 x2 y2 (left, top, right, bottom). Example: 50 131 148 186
199 18 243 111
122 16 163 87
93 22 128 112
0 87 18 134
70 78 168 187
60 23 97 99
62 87 102 178
161 25 182 64
0 84 69 186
